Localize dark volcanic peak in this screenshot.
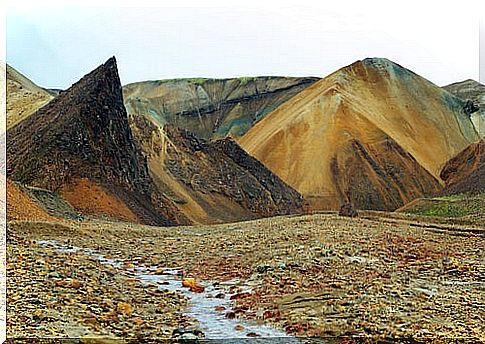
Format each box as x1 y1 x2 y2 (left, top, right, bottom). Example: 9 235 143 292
129 118 305 224
162 123 306 217
8 57 149 190
212 137 306 214
7 57 178 226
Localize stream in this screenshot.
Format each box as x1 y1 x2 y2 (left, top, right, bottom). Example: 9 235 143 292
37 240 304 342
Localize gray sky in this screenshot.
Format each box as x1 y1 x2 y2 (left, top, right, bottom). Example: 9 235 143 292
6 0 481 89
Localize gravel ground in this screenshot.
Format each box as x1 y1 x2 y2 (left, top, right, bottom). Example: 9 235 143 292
7 227 194 339
6 213 485 341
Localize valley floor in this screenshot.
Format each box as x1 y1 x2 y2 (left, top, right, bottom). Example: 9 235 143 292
6 212 485 342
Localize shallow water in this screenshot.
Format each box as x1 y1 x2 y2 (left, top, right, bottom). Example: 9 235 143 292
37 240 302 341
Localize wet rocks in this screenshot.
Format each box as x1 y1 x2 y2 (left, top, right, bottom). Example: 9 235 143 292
246 332 261 337
172 327 204 340
7 231 193 339
181 277 205 293
224 311 236 319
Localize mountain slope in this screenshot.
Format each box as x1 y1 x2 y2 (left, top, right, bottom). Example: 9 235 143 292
7 57 184 226
129 118 305 224
398 140 484 222
440 139 484 195
6 64 54 129
123 76 319 140
6 178 56 222
239 58 478 210
443 79 484 137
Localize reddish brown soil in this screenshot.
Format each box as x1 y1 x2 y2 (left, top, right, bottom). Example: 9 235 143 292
6 179 56 222
60 178 139 223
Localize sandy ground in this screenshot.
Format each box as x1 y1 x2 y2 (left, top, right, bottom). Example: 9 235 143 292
6 212 485 341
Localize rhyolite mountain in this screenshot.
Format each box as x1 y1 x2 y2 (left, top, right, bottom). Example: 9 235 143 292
6 64 54 129
7 57 186 226
239 58 479 211
443 79 484 137
129 117 305 224
123 76 319 140
7 58 305 225
440 139 484 196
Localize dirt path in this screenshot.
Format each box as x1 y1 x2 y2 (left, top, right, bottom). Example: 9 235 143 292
7 213 485 341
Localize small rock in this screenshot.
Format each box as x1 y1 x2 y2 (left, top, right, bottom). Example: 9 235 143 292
339 202 358 217
48 271 61 278
182 278 205 293
154 267 165 275
225 311 236 319
116 302 134 315
32 309 45 320
246 332 261 337
256 264 271 273
234 324 245 331
230 292 251 300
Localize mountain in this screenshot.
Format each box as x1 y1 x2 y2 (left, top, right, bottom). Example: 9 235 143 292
6 64 54 129
123 76 319 140
7 57 185 226
129 118 305 224
440 139 484 196
239 58 478 211
7 58 305 225
397 140 484 221
443 79 484 137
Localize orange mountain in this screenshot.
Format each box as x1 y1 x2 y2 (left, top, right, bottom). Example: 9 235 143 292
239 58 479 210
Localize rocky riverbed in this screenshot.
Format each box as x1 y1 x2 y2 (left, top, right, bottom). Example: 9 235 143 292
6 213 485 341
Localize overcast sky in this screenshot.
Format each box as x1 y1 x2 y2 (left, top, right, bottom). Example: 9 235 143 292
6 0 482 89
